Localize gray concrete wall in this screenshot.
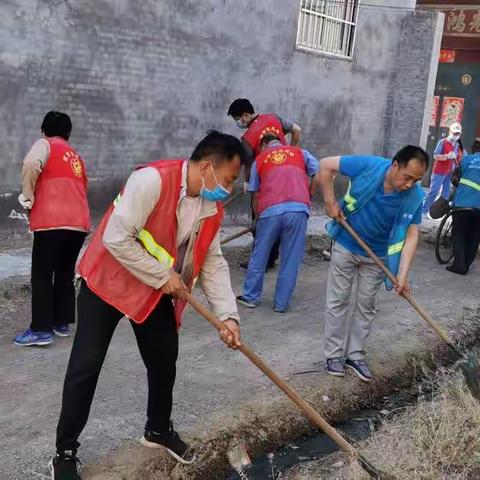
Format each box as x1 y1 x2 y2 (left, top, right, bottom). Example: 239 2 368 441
0 0 439 239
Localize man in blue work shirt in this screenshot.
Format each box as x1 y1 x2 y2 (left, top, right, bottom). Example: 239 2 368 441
315 146 429 382
236 134 319 312
447 138 480 275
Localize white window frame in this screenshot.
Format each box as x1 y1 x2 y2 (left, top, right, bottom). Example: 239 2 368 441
295 0 360 59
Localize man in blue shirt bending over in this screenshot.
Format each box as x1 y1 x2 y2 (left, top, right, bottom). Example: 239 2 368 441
315 146 429 382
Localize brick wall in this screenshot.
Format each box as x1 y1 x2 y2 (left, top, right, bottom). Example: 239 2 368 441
0 0 440 239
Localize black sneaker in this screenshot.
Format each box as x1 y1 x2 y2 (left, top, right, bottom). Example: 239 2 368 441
140 424 195 465
236 295 256 308
49 451 81 480
345 359 373 382
326 357 345 377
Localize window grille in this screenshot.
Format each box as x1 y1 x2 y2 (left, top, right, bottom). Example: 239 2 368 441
296 0 359 58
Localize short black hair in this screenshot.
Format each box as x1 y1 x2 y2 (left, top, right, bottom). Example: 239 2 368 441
190 130 245 165
471 139 480 154
260 134 281 147
392 145 429 170
41 111 72 140
227 98 255 118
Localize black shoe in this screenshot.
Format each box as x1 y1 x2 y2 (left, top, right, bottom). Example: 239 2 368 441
140 424 195 464
446 265 468 275
236 295 256 308
345 359 373 383
49 451 81 480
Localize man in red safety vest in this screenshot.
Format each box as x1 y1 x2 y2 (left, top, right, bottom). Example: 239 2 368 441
49 131 244 480
227 98 302 269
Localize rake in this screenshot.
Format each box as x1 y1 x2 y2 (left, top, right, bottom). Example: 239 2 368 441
339 218 480 400
220 227 253 246
186 292 391 479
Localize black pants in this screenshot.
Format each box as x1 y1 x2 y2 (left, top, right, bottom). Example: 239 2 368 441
450 209 480 274
251 202 279 268
31 230 86 332
56 283 178 453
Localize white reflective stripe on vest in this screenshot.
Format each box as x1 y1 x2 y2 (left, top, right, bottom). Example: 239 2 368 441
459 178 480 191
112 194 175 268
387 240 404 256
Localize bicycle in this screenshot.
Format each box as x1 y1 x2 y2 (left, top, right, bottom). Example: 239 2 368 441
433 198 472 265
434 207 454 264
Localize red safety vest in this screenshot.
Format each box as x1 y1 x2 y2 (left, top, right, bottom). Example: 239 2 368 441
77 159 223 329
256 145 310 215
432 139 463 175
242 114 287 157
29 137 90 231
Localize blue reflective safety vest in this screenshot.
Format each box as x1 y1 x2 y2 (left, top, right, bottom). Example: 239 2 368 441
453 153 480 209
326 158 425 290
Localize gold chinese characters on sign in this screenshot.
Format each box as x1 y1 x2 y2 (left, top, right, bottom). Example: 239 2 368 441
445 9 480 36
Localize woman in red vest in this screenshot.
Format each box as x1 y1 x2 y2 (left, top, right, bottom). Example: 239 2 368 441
14 111 90 347
49 131 244 479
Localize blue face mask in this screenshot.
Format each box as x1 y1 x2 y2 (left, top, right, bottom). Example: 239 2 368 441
200 165 230 202
235 119 247 130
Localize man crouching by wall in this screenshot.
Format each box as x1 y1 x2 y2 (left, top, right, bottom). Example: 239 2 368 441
49 131 244 479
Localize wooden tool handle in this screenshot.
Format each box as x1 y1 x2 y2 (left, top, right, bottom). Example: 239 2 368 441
223 190 244 208
338 218 455 347
185 292 358 457
220 227 253 246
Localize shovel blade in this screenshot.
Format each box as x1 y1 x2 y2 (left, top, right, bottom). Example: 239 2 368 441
358 453 392 480
459 351 480 401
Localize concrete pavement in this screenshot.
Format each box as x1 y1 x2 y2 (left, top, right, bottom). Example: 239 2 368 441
0 215 472 480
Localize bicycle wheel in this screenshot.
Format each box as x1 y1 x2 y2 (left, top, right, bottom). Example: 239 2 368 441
435 210 454 264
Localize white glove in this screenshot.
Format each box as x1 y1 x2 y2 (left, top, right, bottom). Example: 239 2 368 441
447 151 457 160
243 181 249 193
18 193 32 210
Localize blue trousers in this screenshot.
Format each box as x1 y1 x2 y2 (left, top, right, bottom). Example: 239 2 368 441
243 211 308 311
423 173 451 214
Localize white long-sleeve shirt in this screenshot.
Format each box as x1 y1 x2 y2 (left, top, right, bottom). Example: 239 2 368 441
102 161 239 322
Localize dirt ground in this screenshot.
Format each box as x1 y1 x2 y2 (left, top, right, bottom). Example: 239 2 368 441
1 218 479 479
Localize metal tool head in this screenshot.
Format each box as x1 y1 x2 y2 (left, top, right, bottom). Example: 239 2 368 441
459 350 480 401
227 441 251 474
358 453 393 480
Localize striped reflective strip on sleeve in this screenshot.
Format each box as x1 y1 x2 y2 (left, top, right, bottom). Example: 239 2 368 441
387 241 404 256
137 229 175 268
459 178 480 191
344 183 357 212
113 193 174 267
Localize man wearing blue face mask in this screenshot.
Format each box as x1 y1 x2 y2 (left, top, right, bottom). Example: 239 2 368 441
423 122 465 216
227 98 302 270
227 98 302 183
49 131 244 479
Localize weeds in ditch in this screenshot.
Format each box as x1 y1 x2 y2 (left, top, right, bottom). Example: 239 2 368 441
344 369 480 479
286 367 480 480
